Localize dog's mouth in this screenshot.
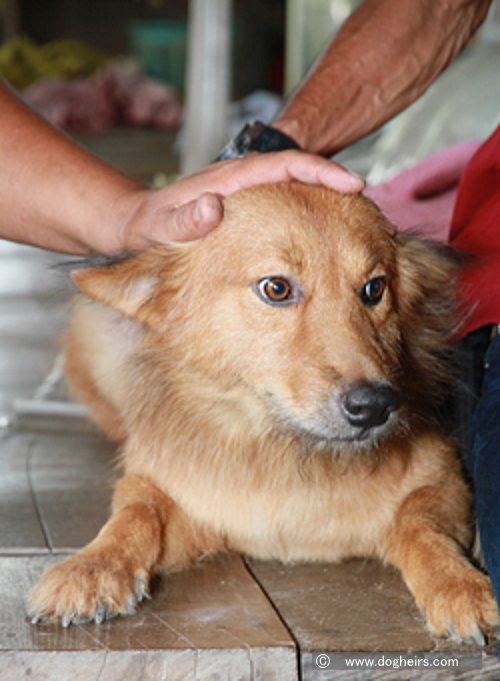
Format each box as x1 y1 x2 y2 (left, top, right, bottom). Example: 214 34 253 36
293 413 400 450
265 382 401 451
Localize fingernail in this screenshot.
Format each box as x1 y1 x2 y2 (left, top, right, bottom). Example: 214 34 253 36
320 165 365 191
193 200 203 223
194 194 221 225
345 174 366 192
344 170 365 186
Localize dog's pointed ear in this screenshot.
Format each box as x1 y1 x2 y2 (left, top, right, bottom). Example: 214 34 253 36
70 246 192 326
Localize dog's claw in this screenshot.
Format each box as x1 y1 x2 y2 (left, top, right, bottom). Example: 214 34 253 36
31 583 144 628
134 575 151 603
61 613 73 629
446 623 487 646
469 627 486 647
447 625 462 643
94 604 107 624
30 614 47 625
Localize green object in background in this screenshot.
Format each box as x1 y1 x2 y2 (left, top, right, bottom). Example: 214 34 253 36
0 36 110 90
127 20 187 92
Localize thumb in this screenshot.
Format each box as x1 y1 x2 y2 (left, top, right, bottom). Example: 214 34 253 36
162 193 224 242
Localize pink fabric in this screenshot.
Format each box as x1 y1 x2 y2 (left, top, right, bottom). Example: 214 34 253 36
364 140 481 241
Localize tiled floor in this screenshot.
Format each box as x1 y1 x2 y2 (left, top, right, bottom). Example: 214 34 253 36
0 130 499 680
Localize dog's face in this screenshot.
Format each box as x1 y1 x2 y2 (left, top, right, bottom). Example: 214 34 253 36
74 183 456 449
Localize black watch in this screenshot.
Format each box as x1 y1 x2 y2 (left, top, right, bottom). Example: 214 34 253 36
216 121 300 161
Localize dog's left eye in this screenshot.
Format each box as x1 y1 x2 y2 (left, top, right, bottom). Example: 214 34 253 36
254 276 297 306
360 276 386 306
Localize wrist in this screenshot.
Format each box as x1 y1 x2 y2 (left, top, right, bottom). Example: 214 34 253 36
104 185 151 255
272 117 310 151
273 112 345 157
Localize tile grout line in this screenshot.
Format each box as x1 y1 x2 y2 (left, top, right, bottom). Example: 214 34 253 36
26 437 53 554
243 557 302 681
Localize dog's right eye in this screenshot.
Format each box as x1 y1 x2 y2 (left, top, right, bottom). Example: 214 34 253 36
360 276 387 307
254 276 297 306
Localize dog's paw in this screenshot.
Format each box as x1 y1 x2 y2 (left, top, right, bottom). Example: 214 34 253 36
420 568 499 644
28 549 151 627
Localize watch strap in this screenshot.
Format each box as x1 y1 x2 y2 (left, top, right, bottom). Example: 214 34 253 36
216 121 300 161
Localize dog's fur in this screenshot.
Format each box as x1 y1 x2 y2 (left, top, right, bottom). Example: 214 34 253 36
30 183 498 640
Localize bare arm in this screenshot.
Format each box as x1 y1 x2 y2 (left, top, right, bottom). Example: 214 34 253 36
0 80 144 254
275 0 492 155
0 81 363 255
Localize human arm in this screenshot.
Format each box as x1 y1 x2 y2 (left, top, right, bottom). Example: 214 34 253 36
274 0 492 156
0 81 363 256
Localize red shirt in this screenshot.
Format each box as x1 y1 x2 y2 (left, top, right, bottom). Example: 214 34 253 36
450 125 500 336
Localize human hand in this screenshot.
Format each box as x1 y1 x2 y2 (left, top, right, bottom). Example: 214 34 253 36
0 79 361 257
108 151 364 253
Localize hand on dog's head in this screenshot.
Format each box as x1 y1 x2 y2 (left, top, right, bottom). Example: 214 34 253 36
72 182 457 449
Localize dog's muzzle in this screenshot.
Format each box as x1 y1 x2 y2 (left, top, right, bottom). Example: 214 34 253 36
340 382 400 430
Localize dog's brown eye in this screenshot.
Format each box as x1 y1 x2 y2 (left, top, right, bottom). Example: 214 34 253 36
255 276 295 305
361 276 386 306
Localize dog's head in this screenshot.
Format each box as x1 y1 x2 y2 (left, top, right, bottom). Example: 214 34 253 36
72 183 457 449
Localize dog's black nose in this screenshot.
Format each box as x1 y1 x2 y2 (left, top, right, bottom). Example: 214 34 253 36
341 382 399 429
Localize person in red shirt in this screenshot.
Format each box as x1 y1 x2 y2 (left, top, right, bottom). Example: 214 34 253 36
451 126 500 337
448 126 500 607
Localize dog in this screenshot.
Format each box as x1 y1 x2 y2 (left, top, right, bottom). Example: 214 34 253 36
29 182 499 641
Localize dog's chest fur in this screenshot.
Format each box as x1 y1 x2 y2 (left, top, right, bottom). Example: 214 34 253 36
126 428 444 564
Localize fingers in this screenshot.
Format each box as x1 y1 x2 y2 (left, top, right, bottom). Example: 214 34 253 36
152 192 223 244
240 150 365 194
120 151 363 252
170 151 364 205
229 150 365 193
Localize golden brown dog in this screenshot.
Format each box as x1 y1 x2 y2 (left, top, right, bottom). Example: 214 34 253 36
29 182 499 641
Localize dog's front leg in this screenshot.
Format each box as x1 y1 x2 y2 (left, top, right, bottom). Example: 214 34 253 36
29 475 219 626
386 483 499 643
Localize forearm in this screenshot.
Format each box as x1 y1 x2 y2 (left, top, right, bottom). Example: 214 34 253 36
0 81 364 256
0 81 142 254
275 0 491 155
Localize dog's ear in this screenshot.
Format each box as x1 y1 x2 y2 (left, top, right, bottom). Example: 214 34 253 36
395 234 459 326
395 233 459 398
70 246 193 327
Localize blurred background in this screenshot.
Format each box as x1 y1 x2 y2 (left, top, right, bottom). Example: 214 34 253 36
0 0 498 182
